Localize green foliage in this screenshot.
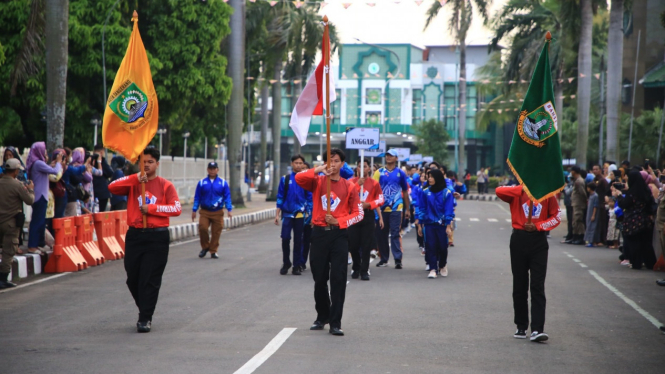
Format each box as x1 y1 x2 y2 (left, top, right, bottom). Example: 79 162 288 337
0 0 232 155
412 119 451 165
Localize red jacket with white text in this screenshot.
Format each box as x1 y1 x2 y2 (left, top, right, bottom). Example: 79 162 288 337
350 176 384 211
496 185 561 231
108 173 182 228
295 169 364 229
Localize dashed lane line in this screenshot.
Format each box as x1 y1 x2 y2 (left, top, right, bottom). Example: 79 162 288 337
487 218 498 222
233 328 297 374
506 219 512 223
469 218 479 222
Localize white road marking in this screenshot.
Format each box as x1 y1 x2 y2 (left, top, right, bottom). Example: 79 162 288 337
233 328 297 374
455 218 461 221
0 273 71 294
579 263 588 268
505 219 512 223
566 254 574 258
588 270 663 330
170 238 200 247
573 258 581 263
470 218 479 222
488 218 498 222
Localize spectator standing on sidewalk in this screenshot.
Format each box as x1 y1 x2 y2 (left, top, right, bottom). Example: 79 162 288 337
92 145 113 212
110 155 128 210
25 142 63 254
295 148 364 336
568 166 587 245
108 147 182 333
496 184 561 342
592 164 609 246
477 167 486 194
192 162 233 260
275 155 311 275
0 159 35 289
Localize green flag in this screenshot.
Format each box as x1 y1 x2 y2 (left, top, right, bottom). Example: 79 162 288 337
507 38 565 203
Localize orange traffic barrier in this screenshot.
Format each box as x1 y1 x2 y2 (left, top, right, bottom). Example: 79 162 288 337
93 212 124 260
654 254 665 272
44 217 88 273
114 210 128 251
75 214 105 266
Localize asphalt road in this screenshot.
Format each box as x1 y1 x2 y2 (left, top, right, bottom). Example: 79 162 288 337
1 200 664 374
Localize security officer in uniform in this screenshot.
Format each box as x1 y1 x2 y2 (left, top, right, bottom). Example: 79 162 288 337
0 159 35 289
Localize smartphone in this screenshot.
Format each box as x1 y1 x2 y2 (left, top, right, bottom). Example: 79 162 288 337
644 158 651 170
613 182 626 190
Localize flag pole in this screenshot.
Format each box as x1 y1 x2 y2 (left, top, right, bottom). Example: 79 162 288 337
139 153 147 228
323 15 332 215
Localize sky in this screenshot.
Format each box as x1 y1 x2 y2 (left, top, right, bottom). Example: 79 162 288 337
316 0 507 48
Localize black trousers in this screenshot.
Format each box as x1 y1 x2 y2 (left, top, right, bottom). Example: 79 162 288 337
310 227 348 329
98 198 109 212
302 224 312 265
124 228 170 322
565 204 573 240
510 229 548 332
348 210 375 276
624 228 657 270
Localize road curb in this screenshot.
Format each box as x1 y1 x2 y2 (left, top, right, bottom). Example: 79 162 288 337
463 194 499 201
169 208 276 243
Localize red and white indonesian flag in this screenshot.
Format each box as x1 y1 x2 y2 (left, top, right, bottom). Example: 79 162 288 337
289 33 336 146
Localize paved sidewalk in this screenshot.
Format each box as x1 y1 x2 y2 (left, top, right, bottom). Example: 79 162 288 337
170 192 275 226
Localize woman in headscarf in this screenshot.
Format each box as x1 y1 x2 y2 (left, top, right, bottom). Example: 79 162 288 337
62 147 92 216
25 142 63 254
81 149 102 213
614 170 657 270
110 155 128 210
49 149 67 219
412 169 455 279
2 147 28 183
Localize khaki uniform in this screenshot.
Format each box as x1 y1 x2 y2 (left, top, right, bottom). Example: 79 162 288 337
571 176 587 236
199 209 224 253
0 175 34 274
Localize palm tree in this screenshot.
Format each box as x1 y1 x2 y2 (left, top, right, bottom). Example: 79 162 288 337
227 0 246 205
45 0 68 152
576 0 593 167
425 0 490 173
605 0 624 162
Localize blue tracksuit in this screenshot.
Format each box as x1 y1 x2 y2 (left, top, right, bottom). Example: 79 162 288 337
193 177 232 212
277 172 312 268
412 185 455 272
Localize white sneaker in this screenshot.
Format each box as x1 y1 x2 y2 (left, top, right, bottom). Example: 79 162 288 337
530 331 549 342
348 254 353 265
370 250 377 259
420 247 425 255
425 264 430 271
406 226 412 233
440 265 448 277
428 270 437 279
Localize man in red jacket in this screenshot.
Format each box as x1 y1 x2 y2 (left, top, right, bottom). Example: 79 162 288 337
496 185 560 343
295 148 364 336
108 147 182 333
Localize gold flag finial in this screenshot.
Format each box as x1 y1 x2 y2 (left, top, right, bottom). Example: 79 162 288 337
132 10 138 22
545 31 552 41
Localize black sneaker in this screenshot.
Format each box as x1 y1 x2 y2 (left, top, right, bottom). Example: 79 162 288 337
301 265 307 272
395 262 403 269
530 331 549 342
514 329 527 339
292 266 302 275
376 261 387 267
361 273 370 281
660 326 665 334
137 321 151 333
280 264 290 275
198 248 209 258
351 270 359 279
211 253 219 259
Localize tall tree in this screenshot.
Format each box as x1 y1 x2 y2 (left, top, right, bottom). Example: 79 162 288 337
227 0 246 205
258 82 269 192
270 55 283 199
605 0 623 162
576 0 593 167
45 0 68 152
426 0 490 173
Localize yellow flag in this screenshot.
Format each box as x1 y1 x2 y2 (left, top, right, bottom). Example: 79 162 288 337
102 10 158 163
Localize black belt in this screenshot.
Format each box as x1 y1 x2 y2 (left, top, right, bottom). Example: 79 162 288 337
512 229 545 235
313 225 342 232
129 226 169 232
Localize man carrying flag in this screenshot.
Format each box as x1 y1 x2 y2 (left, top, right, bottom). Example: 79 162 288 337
497 32 564 343
103 11 181 333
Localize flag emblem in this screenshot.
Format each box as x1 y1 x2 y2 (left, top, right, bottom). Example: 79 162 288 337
109 81 150 125
517 101 558 147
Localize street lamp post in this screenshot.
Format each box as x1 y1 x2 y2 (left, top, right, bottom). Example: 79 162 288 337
90 115 101 146
182 132 190 186
156 127 167 176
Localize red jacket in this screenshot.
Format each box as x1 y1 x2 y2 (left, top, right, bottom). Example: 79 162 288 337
350 176 384 211
108 174 182 228
496 185 561 231
295 169 364 229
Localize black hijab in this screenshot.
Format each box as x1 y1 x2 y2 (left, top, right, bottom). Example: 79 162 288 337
627 170 653 206
428 169 446 193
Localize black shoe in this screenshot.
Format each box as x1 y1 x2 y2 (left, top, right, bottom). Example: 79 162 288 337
292 267 302 275
280 264 290 275
211 253 219 259
351 270 359 279
0 280 17 289
361 273 370 281
395 262 403 269
301 264 307 271
329 327 344 336
571 240 584 245
310 320 329 330
562 239 573 244
514 329 527 339
657 279 665 286
198 248 209 258
530 331 548 342
660 326 665 333
136 321 151 333
376 261 387 267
